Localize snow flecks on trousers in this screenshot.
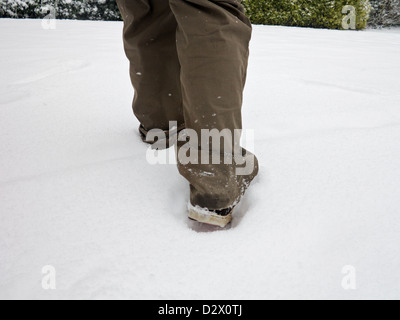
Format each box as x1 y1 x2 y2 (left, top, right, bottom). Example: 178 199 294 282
0 20 400 300
198 171 215 177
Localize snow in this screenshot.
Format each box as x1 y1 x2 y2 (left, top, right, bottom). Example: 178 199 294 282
1 19 400 300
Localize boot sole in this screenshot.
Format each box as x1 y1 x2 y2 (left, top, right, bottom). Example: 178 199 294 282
188 207 233 228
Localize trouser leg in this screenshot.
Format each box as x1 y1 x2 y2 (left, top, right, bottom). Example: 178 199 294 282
169 0 259 210
117 0 184 132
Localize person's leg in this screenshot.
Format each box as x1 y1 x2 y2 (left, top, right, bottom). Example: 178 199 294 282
116 0 184 133
169 0 259 211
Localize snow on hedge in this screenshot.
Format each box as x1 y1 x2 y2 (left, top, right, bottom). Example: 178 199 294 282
369 0 400 27
0 0 121 21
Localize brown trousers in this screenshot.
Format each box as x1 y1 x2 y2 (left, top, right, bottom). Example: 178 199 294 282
117 0 258 210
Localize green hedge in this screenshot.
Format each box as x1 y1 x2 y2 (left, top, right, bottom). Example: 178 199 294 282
3 0 395 29
242 0 371 29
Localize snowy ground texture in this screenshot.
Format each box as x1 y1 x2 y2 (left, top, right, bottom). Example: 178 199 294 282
1 19 400 300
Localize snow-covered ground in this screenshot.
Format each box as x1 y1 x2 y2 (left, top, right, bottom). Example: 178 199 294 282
1 19 400 300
